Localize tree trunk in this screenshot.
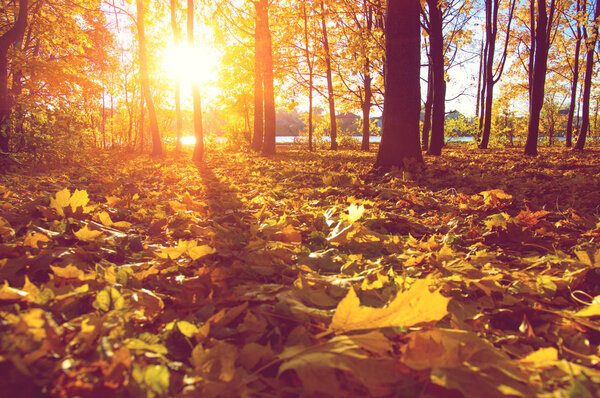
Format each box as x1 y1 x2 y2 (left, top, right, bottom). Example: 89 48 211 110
260 0 276 156
188 0 204 162
422 59 433 151
302 2 314 152
565 0 583 148
0 0 28 153
524 0 550 156
426 0 445 156
136 0 162 156
320 0 338 150
171 0 183 152
252 1 264 152
574 0 599 150
478 0 497 149
361 0 373 152
374 0 422 170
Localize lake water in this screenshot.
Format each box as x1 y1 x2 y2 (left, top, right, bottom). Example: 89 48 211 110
275 136 474 143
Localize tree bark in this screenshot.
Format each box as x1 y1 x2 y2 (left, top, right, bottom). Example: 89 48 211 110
361 0 373 152
422 58 433 151
374 0 422 170
574 0 599 150
252 1 264 152
426 0 445 156
302 2 314 151
524 0 552 156
136 0 162 156
188 0 204 162
320 0 338 150
171 0 183 152
259 0 276 155
0 0 28 153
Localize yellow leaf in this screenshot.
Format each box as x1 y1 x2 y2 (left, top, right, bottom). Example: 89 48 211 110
74 225 103 241
575 295 600 317
346 203 365 224
330 277 449 332
113 221 132 229
51 264 85 279
23 232 51 248
520 347 558 364
188 244 215 260
176 321 200 338
70 189 90 212
98 211 114 226
0 281 29 302
50 188 71 216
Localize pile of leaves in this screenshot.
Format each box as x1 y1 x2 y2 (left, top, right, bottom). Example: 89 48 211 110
1 146 600 397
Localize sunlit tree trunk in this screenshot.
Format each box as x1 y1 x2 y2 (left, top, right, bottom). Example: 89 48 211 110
259 0 276 156
565 0 583 148
252 2 264 152
374 0 422 170
361 0 373 152
422 58 433 151
0 0 28 153
136 0 162 156
302 2 314 152
320 0 338 150
188 0 204 161
139 93 145 153
525 0 555 156
426 0 445 156
574 0 599 150
171 0 183 152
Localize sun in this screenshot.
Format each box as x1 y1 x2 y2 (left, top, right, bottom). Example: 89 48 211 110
162 40 219 88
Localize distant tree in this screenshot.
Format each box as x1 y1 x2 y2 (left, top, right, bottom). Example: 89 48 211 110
136 0 162 156
374 0 423 170
574 0 599 150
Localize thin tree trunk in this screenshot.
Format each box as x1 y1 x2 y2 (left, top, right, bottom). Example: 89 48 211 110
427 0 445 156
320 0 338 150
422 59 433 151
302 2 314 152
565 0 583 147
188 0 204 161
574 0 599 150
171 0 183 152
136 0 162 156
361 0 373 152
525 0 552 156
260 0 276 155
252 1 264 152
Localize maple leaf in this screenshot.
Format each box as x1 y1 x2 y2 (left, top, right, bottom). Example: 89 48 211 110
345 203 365 224
330 277 449 332
74 225 103 241
50 188 71 216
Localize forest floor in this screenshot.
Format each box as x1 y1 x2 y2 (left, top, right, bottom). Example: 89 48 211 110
1 145 600 397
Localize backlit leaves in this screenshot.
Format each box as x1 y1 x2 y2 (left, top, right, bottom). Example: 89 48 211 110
330 277 449 332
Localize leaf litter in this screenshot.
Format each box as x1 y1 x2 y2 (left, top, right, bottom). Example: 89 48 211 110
0 147 600 397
